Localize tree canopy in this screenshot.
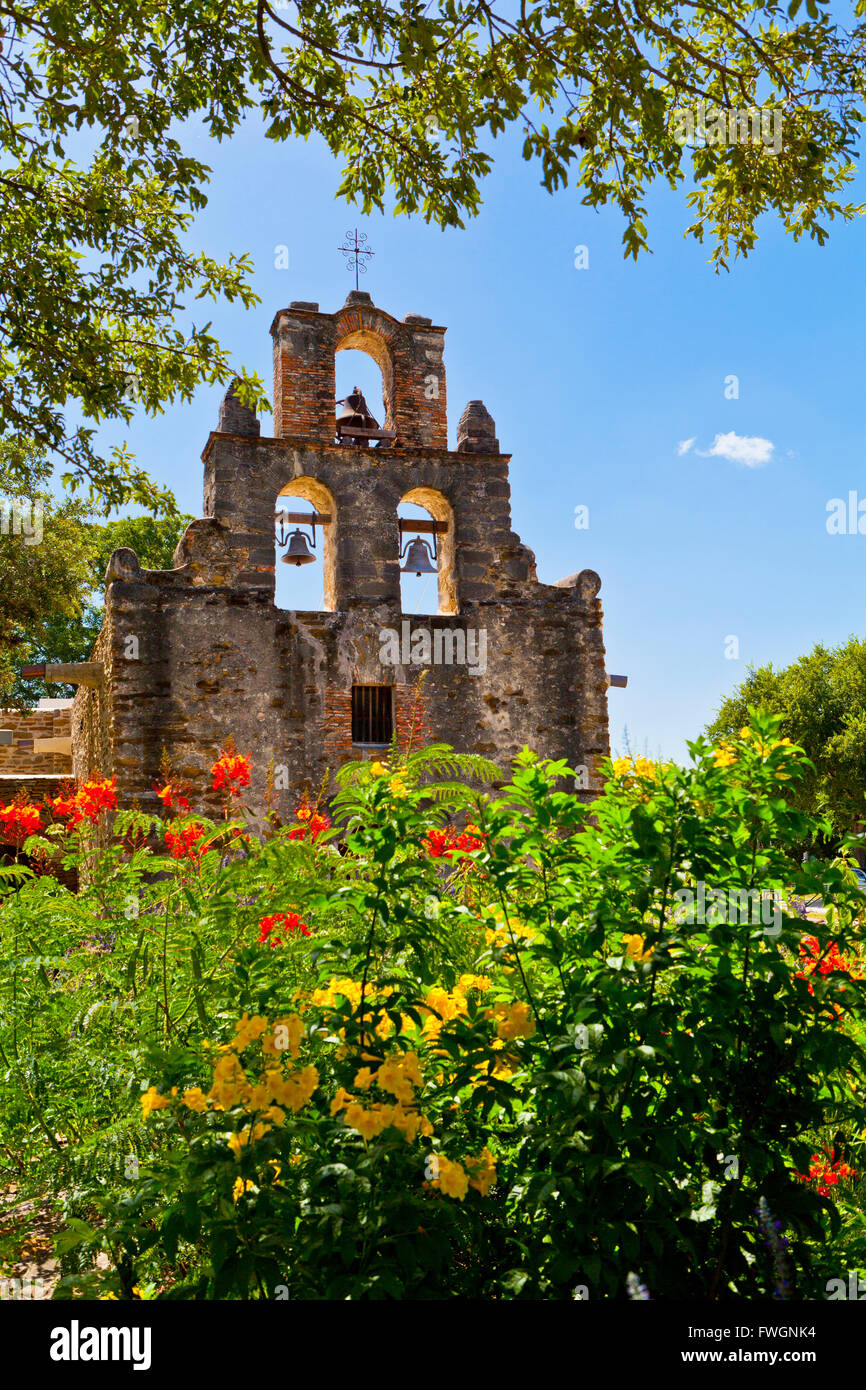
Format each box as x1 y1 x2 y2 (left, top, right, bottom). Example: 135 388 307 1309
0 0 864 510
708 634 866 839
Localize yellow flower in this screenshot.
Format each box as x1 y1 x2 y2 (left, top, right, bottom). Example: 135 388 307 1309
141 1086 172 1120
181 1086 208 1113
233 1012 268 1051
344 1104 388 1141
436 1157 469 1200
458 973 490 994
465 1147 497 1197
232 1177 254 1203
611 756 633 778
276 1064 319 1113
246 1083 270 1111
330 1086 355 1116
374 1012 395 1040
712 746 737 769
389 776 408 798
377 1057 415 1103
369 761 387 777
311 977 362 1009
262 1014 304 1059
400 1051 424 1088
208 1053 251 1109
622 933 654 962
488 1000 535 1041
389 1104 421 1142
227 1121 271 1158
353 1067 375 1091
739 726 753 740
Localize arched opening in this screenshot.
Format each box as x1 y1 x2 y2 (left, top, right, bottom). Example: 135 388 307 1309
399 488 457 616
274 477 336 612
335 333 393 446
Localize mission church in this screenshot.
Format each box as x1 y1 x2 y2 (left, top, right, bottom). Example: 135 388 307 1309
2 289 616 823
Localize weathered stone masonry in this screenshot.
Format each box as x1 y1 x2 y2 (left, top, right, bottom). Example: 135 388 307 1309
74 292 611 817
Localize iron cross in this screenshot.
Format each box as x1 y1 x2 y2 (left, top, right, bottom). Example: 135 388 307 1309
339 228 374 290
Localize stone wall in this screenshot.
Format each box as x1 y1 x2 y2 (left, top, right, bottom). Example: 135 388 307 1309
0 702 73 776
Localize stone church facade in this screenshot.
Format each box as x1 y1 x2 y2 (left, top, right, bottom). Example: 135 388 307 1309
68 291 611 818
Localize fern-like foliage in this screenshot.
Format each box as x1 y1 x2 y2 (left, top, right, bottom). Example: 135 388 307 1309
332 742 502 826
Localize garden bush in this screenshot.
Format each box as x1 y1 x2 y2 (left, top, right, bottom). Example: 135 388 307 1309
1 711 864 1300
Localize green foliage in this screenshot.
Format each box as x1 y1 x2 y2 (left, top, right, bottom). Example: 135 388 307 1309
1 3 864 507
0 475 193 706
709 635 866 839
2 715 866 1299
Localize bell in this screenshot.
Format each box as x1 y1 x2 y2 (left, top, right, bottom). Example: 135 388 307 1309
400 536 437 576
336 385 379 432
281 529 316 566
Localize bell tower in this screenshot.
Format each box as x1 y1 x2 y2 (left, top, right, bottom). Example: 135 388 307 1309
271 291 447 450
71 291 613 817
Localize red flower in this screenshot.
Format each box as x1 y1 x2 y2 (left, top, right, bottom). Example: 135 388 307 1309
0 801 42 844
211 749 251 795
258 910 311 945
288 808 330 842
164 823 214 861
424 825 486 859
795 1147 855 1195
795 934 858 995
156 782 191 814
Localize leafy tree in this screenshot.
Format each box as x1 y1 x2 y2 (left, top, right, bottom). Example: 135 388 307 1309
0 444 193 707
0 1 864 508
708 635 866 839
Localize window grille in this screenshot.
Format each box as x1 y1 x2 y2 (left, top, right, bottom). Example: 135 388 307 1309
351 685 393 747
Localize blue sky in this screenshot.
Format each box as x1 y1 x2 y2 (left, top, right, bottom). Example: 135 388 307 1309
95 110 866 762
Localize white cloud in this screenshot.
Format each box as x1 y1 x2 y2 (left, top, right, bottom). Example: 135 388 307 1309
677 437 696 456
697 431 775 468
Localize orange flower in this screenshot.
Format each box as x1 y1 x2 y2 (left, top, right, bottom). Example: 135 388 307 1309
0 801 42 843
795 1147 856 1196
288 808 330 842
48 775 116 826
164 823 214 861
258 911 311 945
211 748 251 795
424 826 485 859
155 781 191 813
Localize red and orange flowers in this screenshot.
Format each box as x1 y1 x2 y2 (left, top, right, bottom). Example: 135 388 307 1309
0 801 42 844
288 803 330 842
258 911 311 945
48 776 117 826
795 1148 856 1197
211 749 251 796
424 824 485 860
155 781 191 814
164 823 214 862
795 935 861 995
